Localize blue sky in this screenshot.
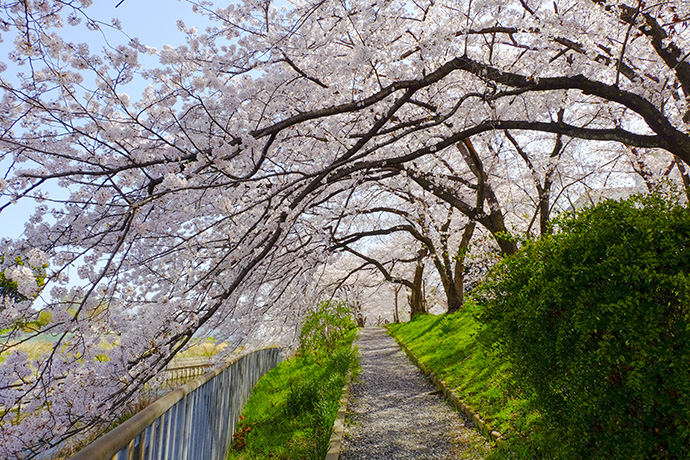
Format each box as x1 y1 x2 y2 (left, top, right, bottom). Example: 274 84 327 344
92 0 205 49
1 1 213 240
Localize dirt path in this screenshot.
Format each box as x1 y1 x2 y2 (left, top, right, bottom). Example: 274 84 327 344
340 327 489 460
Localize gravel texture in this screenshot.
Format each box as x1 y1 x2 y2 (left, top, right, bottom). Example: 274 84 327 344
341 327 489 460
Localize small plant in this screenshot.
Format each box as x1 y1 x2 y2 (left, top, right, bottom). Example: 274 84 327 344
439 316 454 335
298 300 356 357
285 376 321 415
323 347 355 376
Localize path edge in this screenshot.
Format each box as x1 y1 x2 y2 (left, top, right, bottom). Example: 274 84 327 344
324 380 349 460
324 328 360 460
389 330 505 448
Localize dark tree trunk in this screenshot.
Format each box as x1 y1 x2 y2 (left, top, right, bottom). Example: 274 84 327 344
409 249 427 316
447 221 476 314
393 284 401 323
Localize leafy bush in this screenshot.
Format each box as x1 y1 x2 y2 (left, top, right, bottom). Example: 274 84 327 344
298 300 356 356
478 194 690 459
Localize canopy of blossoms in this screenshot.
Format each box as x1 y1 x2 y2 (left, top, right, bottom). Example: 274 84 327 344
0 0 688 456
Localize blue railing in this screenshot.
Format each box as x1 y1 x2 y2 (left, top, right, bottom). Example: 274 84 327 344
69 347 282 460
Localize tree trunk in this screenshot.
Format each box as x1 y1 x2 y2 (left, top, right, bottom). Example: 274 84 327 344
409 249 427 316
447 221 476 314
459 139 518 256
539 187 551 236
393 284 401 323
674 156 690 203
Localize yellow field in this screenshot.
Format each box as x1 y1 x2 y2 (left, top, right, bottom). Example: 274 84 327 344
0 340 53 363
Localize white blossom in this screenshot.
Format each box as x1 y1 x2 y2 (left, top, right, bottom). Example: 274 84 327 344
25 248 48 267
5 266 37 297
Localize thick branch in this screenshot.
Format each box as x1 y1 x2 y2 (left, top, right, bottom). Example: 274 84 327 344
613 2 690 101
338 246 417 292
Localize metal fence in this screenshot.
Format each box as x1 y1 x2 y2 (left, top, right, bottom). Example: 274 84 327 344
69 347 282 460
162 357 214 385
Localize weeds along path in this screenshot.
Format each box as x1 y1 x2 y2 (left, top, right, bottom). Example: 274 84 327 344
341 327 489 460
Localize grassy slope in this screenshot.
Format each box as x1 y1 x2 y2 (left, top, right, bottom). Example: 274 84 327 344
388 304 539 455
228 329 357 460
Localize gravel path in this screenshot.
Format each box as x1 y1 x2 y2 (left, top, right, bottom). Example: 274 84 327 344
341 327 489 460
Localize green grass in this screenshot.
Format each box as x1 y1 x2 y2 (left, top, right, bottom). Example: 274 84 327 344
387 304 542 459
228 329 358 460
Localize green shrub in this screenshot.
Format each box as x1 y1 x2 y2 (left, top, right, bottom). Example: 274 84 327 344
478 193 690 459
298 300 356 356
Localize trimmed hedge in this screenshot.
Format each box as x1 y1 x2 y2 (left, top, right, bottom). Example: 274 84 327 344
478 194 690 459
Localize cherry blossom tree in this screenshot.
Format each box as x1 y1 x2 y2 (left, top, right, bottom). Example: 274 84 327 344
0 0 688 456
325 170 478 313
